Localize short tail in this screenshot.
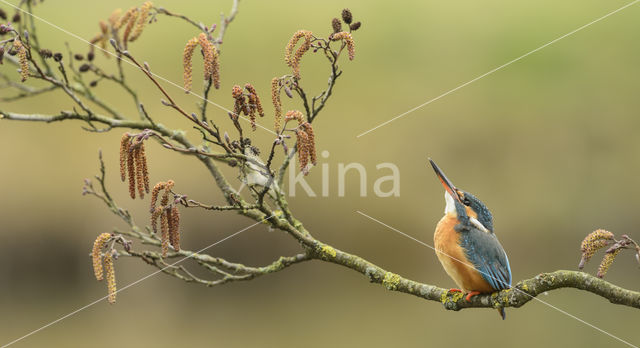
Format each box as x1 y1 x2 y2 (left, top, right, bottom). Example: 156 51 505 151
497 308 506 320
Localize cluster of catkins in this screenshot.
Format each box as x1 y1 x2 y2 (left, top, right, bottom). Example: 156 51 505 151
285 110 317 175
119 133 150 199
284 8 360 80
183 32 220 92
90 1 154 54
577 229 640 278
231 83 264 130
91 132 184 303
75 4 368 307
150 180 181 257
284 30 313 79
92 233 117 304
329 8 360 61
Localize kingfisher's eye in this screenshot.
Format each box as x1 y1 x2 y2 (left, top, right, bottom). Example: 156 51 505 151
463 198 471 206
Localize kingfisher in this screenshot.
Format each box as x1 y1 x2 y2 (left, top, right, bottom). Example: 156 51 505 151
429 159 512 319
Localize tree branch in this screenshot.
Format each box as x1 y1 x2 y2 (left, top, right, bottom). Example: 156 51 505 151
117 208 640 312
305 244 640 311
119 233 311 287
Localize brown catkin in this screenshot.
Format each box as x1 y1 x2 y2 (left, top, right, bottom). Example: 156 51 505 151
134 146 145 199
247 93 257 131
109 8 123 28
242 103 251 116
597 249 621 278
160 190 169 207
150 182 165 212
285 110 304 124
581 229 615 252
92 233 111 281
166 207 174 244
232 85 245 119
98 20 109 52
301 122 317 165
127 147 136 199
211 45 220 89
115 8 134 30
104 253 117 304
579 229 614 268
244 83 264 117
119 134 130 181
161 209 169 257
247 93 257 112
286 30 312 79
139 143 150 194
13 40 28 82
168 206 180 251
151 205 163 235
99 20 109 35
271 78 282 132
233 98 244 119
122 8 139 43
160 180 174 207
330 32 355 61
129 1 152 42
198 33 215 80
232 84 243 99
182 37 199 92
296 130 310 174
285 30 309 67
89 34 101 55
579 239 609 269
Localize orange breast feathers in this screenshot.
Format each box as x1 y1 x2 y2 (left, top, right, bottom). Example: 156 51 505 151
434 213 494 293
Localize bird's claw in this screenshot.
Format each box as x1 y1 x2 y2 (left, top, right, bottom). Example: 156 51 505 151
465 291 481 302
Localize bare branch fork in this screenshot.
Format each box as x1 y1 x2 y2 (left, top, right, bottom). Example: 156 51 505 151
1 1 638 314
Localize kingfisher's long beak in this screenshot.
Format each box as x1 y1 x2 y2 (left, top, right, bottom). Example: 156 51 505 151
429 158 461 203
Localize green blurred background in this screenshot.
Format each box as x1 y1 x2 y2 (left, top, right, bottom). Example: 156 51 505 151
1 0 640 347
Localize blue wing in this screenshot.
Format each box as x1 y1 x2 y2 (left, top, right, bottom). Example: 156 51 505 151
458 226 512 291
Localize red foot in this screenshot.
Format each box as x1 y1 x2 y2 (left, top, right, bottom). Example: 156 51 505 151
465 291 481 302
447 288 462 293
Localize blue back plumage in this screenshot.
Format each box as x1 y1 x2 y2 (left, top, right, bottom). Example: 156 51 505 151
458 226 512 290
454 191 512 291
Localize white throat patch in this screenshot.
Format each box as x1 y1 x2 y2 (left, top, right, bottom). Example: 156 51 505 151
443 191 490 233
444 191 456 215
